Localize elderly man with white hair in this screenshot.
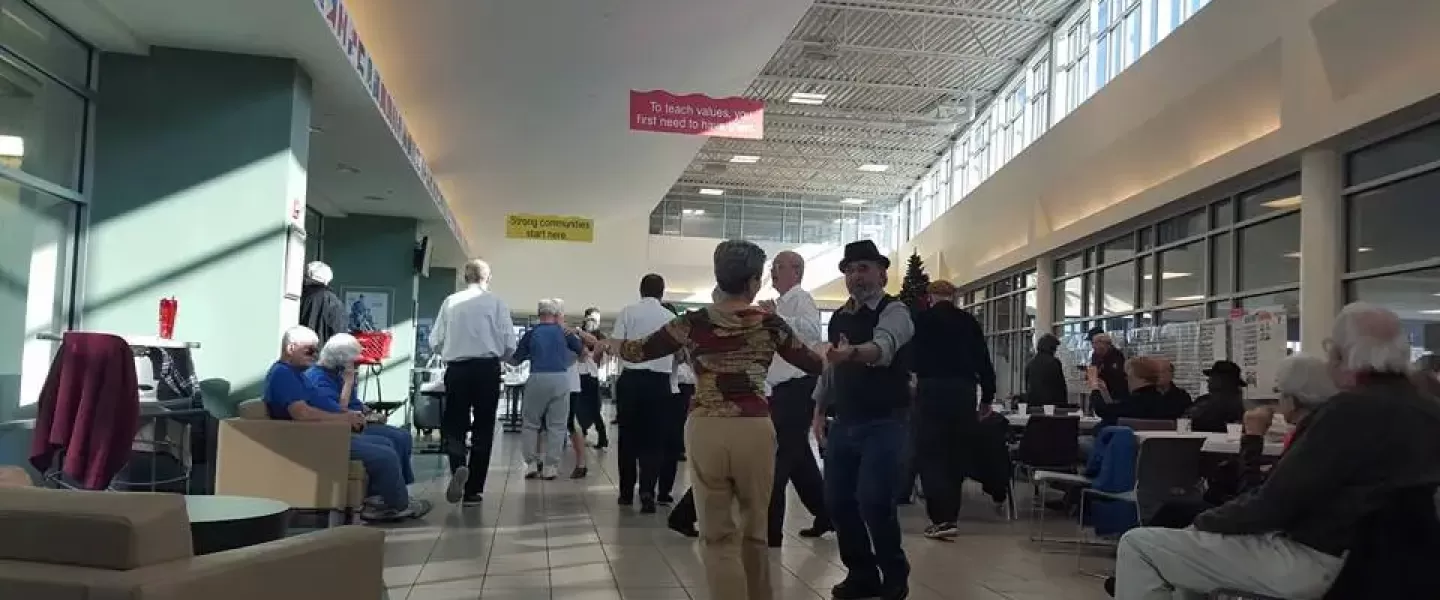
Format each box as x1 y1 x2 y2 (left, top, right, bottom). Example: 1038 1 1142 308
1112 302 1440 600
510 298 583 480
299 261 347 346
262 327 432 522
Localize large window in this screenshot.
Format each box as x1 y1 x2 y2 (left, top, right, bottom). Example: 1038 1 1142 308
649 197 898 250
963 271 1038 399
1236 213 1300 291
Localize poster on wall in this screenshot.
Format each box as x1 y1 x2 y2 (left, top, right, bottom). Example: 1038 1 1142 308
415 317 434 363
343 287 392 331
505 213 594 242
1230 309 1288 400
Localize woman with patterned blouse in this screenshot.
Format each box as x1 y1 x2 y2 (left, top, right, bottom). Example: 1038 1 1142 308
589 239 825 600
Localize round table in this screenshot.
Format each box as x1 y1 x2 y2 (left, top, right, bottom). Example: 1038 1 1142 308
185 495 291 555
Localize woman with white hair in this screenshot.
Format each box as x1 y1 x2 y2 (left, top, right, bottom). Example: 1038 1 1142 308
299 261 347 345
304 333 431 521
510 298 583 480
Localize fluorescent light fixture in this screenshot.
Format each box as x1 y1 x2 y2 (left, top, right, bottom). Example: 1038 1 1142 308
1169 295 1207 302
682 208 707 216
841 198 868 205
1261 195 1302 209
729 155 760 163
787 92 827 105
833 217 858 224
1142 272 1193 280
857 164 890 172
1357 247 1373 253
698 188 724 196
1284 251 1302 259
1422 309 1440 315
0 135 21 158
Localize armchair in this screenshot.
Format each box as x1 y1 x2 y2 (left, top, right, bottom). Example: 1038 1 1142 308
214 400 365 523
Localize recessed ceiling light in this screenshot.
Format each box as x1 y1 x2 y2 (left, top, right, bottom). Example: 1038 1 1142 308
1262 195 1302 209
1284 251 1302 259
682 208 707 216
729 155 760 163
0 135 22 158
1168 295 1207 302
787 92 827 105
1357 247 1373 253
841 198 868 205
858 164 890 172
698 188 724 196
1142 272 1192 280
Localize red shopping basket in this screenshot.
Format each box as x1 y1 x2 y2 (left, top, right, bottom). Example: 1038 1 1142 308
354 330 392 365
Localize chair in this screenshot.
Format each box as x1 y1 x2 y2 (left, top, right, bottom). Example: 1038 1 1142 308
1012 415 1081 542
214 400 366 524
1082 435 1206 533
1117 418 1177 431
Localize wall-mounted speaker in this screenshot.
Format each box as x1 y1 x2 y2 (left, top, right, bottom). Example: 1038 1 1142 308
413 236 431 277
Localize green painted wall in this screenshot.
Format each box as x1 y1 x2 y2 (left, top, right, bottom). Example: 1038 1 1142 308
321 214 418 421
85 48 311 406
416 267 456 366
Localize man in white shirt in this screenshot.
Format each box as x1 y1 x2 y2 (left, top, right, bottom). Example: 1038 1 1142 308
429 259 516 506
759 251 832 545
611 273 677 513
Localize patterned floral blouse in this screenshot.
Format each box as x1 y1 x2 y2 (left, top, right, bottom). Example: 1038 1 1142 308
619 305 825 417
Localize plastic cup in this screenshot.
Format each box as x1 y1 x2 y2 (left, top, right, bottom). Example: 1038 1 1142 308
1226 422 1243 440
1017 402 1029 414
1176 418 1192 433
1043 405 1055 416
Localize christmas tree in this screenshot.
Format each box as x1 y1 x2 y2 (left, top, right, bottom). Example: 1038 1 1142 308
898 251 931 312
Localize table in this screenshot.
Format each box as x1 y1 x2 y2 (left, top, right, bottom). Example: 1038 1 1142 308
1133 431 1285 456
1006 413 1102 430
185 495 291 555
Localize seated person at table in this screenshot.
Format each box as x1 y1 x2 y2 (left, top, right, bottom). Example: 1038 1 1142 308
1093 357 1192 428
264 326 432 522
1151 359 1192 410
1184 360 1247 433
1112 303 1440 600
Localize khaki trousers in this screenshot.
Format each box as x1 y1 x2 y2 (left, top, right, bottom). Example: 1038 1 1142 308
686 416 776 600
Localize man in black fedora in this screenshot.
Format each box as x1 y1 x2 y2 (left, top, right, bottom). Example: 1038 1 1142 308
1188 360 1248 434
812 239 915 600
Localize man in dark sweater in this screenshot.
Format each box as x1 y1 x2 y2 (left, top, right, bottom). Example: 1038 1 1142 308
910 280 996 539
1114 303 1440 600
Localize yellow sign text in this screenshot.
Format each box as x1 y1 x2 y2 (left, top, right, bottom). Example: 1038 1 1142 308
505 214 594 243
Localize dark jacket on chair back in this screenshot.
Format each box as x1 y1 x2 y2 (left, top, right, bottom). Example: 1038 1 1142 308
828 295 910 421
29 332 140 490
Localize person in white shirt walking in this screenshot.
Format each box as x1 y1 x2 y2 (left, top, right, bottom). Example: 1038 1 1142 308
429 259 516 506
759 251 832 545
612 273 678 513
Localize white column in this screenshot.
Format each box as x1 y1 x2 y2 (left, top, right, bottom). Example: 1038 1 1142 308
1299 147 1344 353
1035 255 1056 338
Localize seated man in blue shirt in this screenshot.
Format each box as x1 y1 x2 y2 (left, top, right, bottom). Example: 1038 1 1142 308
263 326 431 522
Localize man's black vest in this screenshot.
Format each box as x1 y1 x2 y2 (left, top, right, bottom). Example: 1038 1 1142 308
827 295 911 421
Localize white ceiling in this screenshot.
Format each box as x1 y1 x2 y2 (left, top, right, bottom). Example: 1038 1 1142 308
35 0 466 261
339 0 817 249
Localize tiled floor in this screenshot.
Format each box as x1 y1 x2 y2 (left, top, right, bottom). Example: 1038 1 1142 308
380 426 1115 600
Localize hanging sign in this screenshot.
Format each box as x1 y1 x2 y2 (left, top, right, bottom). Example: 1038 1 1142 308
629 90 765 140
505 214 595 243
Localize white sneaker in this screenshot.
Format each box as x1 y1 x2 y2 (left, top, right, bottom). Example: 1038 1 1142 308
523 462 540 479
541 465 560 480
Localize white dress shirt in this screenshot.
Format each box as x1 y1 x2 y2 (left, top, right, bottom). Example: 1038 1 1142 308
612 297 675 373
766 286 825 387
429 284 516 363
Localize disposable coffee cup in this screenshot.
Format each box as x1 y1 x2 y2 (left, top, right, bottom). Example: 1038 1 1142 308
1043 405 1055 416
1176 418 1192 433
1017 402 1029 414
1226 422 1243 440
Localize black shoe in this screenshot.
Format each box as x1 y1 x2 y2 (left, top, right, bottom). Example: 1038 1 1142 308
832 578 883 600
617 494 633 507
639 494 657 514
1104 576 1115 597
799 522 833 538
570 466 588 479
880 583 909 600
461 493 483 507
657 494 675 506
668 521 699 538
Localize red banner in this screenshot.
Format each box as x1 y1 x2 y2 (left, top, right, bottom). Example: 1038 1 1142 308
629 90 765 140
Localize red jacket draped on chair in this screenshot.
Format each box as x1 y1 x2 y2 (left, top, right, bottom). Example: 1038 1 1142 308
29 332 140 490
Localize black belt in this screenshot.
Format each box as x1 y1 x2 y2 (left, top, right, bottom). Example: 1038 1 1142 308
447 356 499 365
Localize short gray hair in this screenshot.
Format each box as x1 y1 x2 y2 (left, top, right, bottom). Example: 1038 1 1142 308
304 261 333 285
1275 354 1339 410
317 333 362 368
537 298 564 317
464 259 492 284
281 326 319 349
713 240 767 294
1332 302 1411 374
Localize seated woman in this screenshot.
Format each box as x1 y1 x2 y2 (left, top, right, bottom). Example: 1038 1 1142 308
1093 357 1193 428
264 328 431 522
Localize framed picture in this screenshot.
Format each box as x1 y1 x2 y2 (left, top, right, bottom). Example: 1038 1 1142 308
342 287 393 331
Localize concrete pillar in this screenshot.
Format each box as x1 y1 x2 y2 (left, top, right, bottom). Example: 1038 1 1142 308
1298 147 1344 353
1035 255 1055 338
86 48 312 403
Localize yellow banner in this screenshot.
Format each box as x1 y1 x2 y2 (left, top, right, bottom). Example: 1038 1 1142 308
505 213 594 243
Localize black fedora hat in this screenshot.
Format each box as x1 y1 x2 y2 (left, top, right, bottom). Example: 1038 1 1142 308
1202 360 1247 386
838 240 890 272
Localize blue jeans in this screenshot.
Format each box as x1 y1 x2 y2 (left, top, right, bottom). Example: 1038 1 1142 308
824 416 909 588
352 424 414 509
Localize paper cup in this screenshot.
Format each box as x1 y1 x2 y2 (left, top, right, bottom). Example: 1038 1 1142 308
1226 422 1243 440
1043 405 1055 416
1176 418 1192 433
1017 402 1029 414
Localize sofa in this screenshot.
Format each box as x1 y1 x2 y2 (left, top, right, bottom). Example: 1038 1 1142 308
214 400 365 521
0 486 385 599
